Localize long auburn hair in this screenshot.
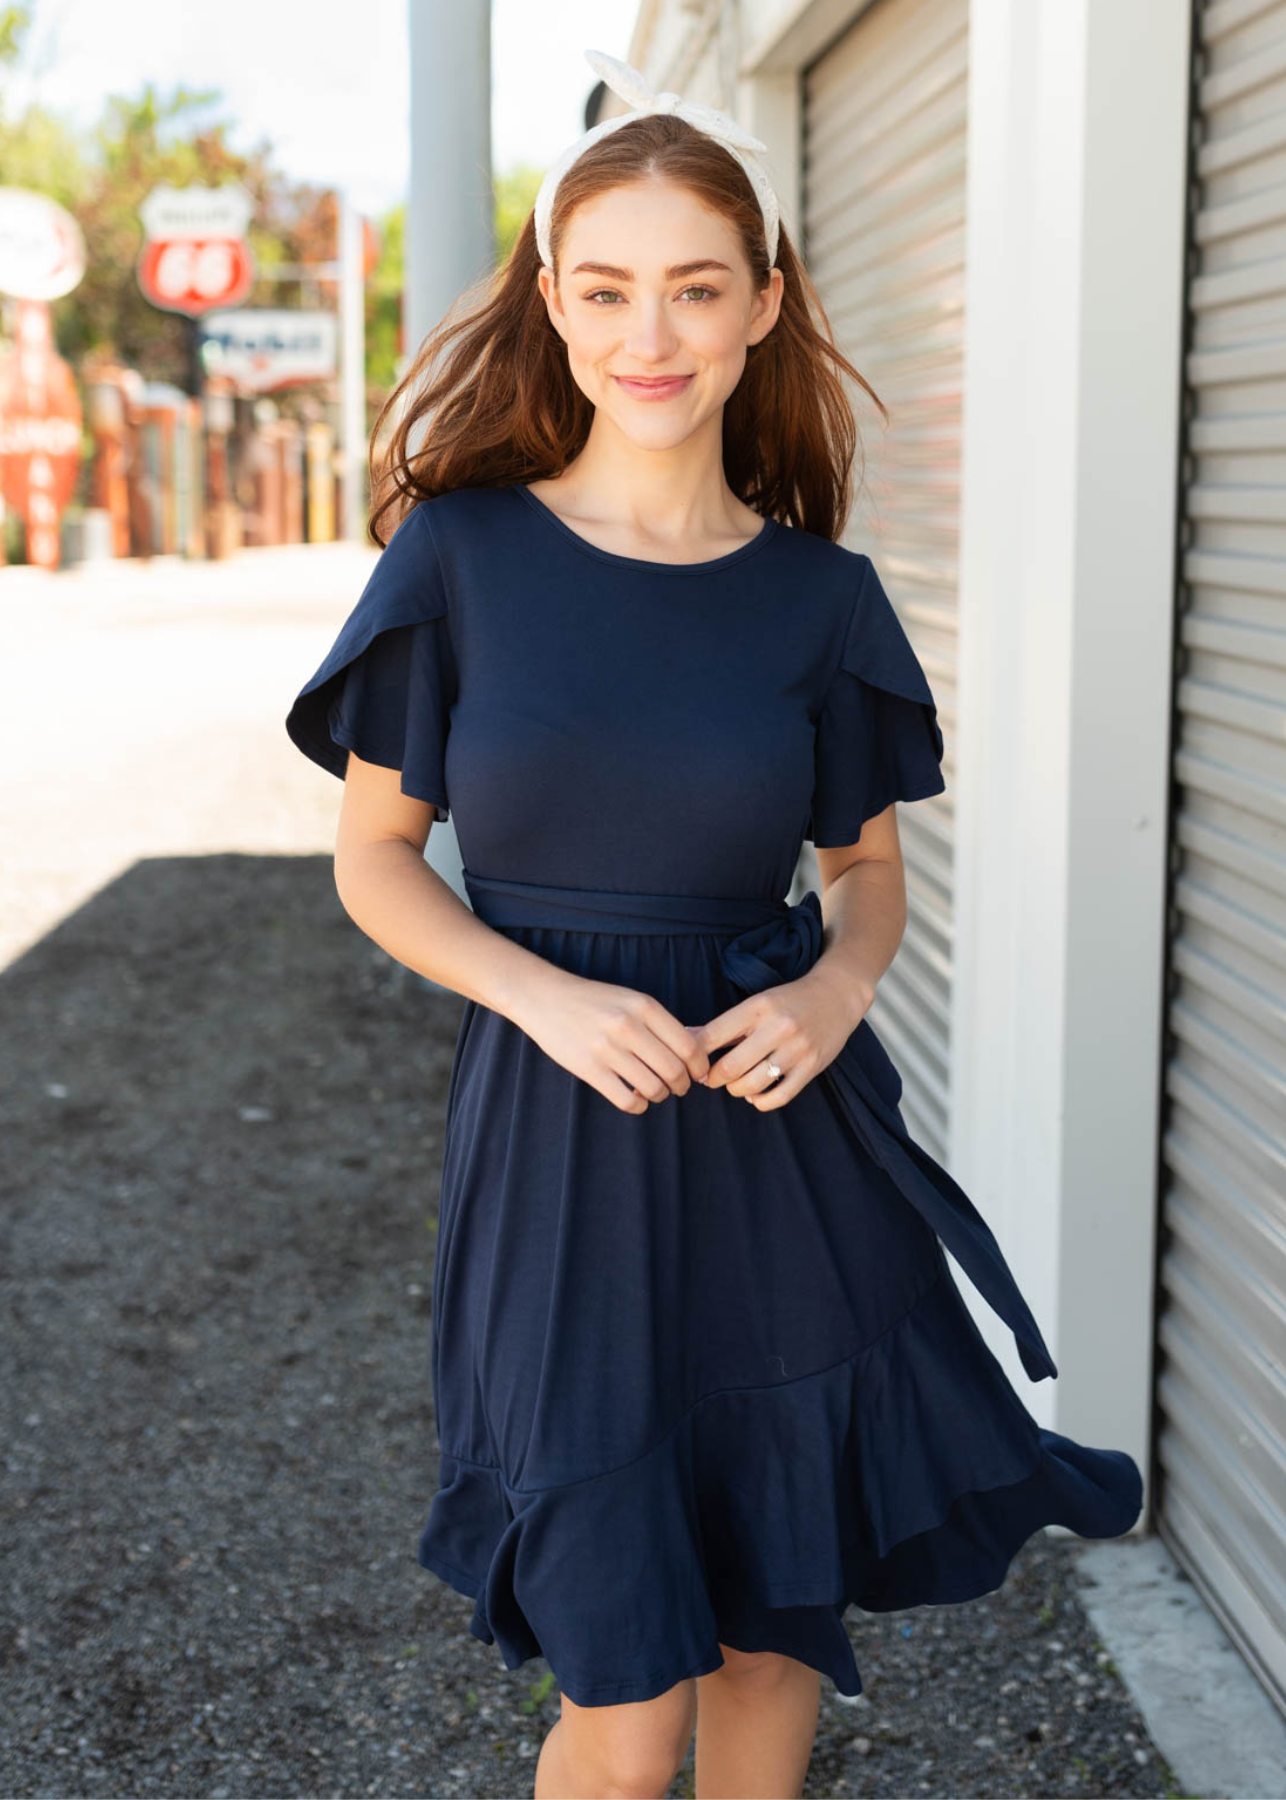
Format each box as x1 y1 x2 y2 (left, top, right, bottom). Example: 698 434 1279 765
367 110 885 547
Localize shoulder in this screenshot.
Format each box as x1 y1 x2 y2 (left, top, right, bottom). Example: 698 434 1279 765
397 484 518 582
770 520 898 663
771 516 865 578
770 523 932 704
411 484 510 539
771 518 876 619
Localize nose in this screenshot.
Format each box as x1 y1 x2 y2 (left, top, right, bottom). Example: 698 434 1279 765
623 300 680 363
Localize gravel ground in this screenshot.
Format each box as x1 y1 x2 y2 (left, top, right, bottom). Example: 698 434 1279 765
0 852 1186 1800
0 554 1184 1798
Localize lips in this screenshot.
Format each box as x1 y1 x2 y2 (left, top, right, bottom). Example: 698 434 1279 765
613 374 694 399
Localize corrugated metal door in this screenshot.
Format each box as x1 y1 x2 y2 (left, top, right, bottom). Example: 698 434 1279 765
800 0 967 1161
1155 0 1286 1716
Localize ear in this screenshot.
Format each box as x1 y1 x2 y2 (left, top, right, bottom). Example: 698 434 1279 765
747 267 784 347
537 264 569 348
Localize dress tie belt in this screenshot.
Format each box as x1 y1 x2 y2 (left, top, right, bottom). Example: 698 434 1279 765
462 869 1058 1384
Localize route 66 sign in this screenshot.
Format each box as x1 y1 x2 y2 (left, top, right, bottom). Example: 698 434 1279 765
137 185 255 317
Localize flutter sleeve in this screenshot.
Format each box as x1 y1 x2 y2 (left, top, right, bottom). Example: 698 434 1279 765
805 554 946 848
284 503 457 819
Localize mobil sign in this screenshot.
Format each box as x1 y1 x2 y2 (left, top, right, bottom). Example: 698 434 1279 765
138 184 255 317
199 309 337 393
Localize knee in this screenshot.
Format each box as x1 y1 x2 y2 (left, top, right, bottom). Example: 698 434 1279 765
556 1694 692 1799
595 1764 682 1800
713 1643 801 1690
586 1741 688 1799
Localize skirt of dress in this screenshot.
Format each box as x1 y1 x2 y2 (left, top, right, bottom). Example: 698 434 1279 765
416 872 1144 1709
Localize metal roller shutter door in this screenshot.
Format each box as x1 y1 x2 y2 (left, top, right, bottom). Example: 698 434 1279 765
1156 0 1286 1716
800 0 967 1162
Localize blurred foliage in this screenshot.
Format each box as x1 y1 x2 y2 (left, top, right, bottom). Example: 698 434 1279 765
0 3 413 409
366 201 403 393
495 163 543 265
0 7 538 408
0 4 29 67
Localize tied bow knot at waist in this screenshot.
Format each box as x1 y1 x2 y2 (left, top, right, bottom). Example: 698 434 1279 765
462 870 1058 1385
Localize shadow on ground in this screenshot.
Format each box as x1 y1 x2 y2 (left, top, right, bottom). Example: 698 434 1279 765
0 855 1178 1798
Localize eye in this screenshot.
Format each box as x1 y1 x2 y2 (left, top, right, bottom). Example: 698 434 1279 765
581 285 719 305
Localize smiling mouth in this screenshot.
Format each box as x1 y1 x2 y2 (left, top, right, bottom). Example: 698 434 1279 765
613 374 694 394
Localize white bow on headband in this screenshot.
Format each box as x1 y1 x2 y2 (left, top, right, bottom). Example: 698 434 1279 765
533 47 781 270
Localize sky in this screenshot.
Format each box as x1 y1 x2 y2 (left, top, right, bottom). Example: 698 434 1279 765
11 0 641 215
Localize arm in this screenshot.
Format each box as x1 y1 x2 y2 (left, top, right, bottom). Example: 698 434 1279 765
332 751 711 1110
333 750 564 1019
805 801 909 1025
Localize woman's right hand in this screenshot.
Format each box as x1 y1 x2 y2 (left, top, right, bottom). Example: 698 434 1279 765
509 970 712 1113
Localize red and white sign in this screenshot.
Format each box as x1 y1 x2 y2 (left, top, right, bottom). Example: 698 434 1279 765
0 188 86 300
0 299 83 568
137 184 255 318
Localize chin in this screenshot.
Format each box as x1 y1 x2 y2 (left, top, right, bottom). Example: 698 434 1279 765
620 423 703 452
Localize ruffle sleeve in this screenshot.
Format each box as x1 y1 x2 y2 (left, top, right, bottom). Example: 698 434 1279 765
284 503 457 819
805 554 946 848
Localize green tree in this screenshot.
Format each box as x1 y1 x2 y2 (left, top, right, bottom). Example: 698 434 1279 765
367 201 403 394
0 18 533 414
0 4 31 70
0 32 405 408
495 162 543 264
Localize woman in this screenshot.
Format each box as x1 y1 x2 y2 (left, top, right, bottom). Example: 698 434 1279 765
285 48 1143 1800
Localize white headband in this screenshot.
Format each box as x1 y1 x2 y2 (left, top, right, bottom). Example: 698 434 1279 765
534 48 781 271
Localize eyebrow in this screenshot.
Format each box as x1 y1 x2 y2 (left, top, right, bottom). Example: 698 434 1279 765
567 259 734 281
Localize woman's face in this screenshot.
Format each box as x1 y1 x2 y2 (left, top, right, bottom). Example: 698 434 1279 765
538 176 783 451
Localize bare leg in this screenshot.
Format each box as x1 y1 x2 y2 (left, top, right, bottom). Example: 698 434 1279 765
534 1677 697 1799
693 1644 820 1799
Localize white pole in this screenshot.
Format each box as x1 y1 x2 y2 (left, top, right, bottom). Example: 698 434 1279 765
405 0 493 366
405 0 492 909
339 188 367 540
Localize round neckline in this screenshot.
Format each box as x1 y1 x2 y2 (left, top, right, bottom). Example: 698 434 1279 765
509 481 778 574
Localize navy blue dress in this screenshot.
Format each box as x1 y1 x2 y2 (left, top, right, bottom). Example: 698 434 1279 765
285 482 1144 1709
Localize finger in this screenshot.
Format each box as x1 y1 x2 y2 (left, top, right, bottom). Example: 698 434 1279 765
613 1049 677 1106
596 1072 650 1115
723 1042 789 1100
742 1061 809 1111
621 1024 692 1096
705 1020 781 1092
638 999 710 1081
583 1058 651 1114
681 1027 714 1082
633 1002 707 1088
689 998 757 1063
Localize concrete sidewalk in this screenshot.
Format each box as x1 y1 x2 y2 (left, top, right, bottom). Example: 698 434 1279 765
1 542 380 970
1077 1536 1286 1800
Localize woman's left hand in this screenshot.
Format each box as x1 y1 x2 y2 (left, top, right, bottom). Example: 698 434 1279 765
686 969 872 1111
